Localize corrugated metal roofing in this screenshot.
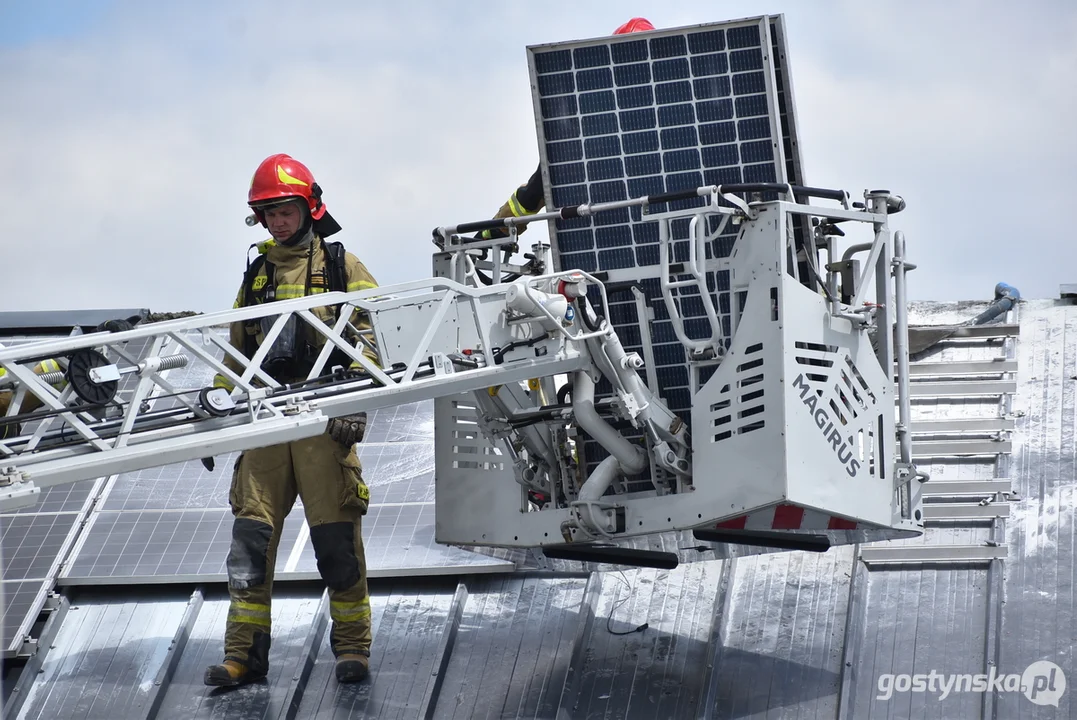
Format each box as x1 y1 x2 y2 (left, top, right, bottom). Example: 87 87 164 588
4 296 1073 719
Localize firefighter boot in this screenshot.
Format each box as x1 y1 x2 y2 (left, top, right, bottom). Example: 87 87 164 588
335 651 370 683
204 659 264 687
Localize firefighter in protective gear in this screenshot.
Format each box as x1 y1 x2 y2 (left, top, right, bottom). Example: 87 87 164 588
0 360 65 440
483 18 657 241
0 318 137 439
204 154 378 688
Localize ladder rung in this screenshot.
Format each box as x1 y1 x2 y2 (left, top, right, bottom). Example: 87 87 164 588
861 544 1007 565
908 380 1016 397
910 418 1015 434
922 502 1010 520
912 439 1012 457
921 480 1012 496
908 324 1019 340
905 360 1017 376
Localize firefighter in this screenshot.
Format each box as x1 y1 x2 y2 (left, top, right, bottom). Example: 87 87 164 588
0 359 63 439
483 18 657 241
204 153 378 687
0 318 136 439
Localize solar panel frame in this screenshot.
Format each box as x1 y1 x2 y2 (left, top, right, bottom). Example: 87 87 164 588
767 15 807 198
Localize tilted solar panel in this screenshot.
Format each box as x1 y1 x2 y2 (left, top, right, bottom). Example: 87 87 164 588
526 15 807 481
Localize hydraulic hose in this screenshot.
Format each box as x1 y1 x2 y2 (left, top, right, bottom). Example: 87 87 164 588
572 371 646 476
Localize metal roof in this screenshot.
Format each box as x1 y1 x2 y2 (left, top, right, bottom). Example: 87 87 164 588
4 296 1070 719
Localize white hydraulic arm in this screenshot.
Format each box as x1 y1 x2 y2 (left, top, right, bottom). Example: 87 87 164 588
0 265 689 516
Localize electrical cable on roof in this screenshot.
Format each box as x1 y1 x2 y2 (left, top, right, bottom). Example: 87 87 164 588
606 570 649 636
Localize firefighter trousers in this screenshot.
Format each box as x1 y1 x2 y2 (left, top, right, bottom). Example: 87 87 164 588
223 433 372 674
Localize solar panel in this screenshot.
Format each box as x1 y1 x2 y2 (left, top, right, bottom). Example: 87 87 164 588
529 16 797 272
1 511 81 654
101 456 233 511
2 333 203 647
363 400 435 443
527 15 805 481
293 502 509 573
62 500 508 583
103 437 434 511
360 442 435 504
2 579 49 652
0 512 78 581
9 480 98 515
57 329 506 581
60 509 305 581
64 437 502 581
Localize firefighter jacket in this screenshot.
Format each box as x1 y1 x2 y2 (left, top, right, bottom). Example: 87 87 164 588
213 237 379 391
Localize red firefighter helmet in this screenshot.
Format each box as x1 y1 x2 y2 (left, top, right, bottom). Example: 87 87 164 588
613 17 655 34
246 153 341 237
248 153 327 220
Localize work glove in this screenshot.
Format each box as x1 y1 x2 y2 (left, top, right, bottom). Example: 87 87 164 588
95 318 135 333
328 412 367 447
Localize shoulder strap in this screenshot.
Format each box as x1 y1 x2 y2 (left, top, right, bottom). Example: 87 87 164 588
241 254 273 306
237 254 273 359
323 240 348 294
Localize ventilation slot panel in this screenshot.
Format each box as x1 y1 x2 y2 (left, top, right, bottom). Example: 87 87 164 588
448 400 506 472
711 344 767 442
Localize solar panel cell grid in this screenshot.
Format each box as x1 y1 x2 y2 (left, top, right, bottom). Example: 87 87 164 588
530 17 803 483
2 579 47 652
0 512 78 581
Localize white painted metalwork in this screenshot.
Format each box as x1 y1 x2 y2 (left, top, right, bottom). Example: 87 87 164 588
432 185 924 551
1 183 923 561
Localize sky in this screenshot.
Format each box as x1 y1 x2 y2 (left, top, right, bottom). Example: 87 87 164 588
1 0 1074 314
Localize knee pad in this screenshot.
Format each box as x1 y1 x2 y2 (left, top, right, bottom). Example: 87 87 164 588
227 517 273 589
309 521 361 591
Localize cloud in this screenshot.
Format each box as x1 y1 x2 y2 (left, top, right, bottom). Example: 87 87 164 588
0 0 1074 315
0 1 544 312
788 0 1077 301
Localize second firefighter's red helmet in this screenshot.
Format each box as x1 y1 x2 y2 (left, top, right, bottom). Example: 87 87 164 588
248 153 328 220
613 18 655 34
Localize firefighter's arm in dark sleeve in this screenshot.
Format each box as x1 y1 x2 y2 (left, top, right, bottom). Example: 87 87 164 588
482 164 545 240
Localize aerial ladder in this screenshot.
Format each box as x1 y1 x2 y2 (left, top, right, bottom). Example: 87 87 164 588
0 182 925 569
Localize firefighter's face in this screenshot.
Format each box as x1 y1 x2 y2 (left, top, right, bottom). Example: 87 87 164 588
264 201 303 241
